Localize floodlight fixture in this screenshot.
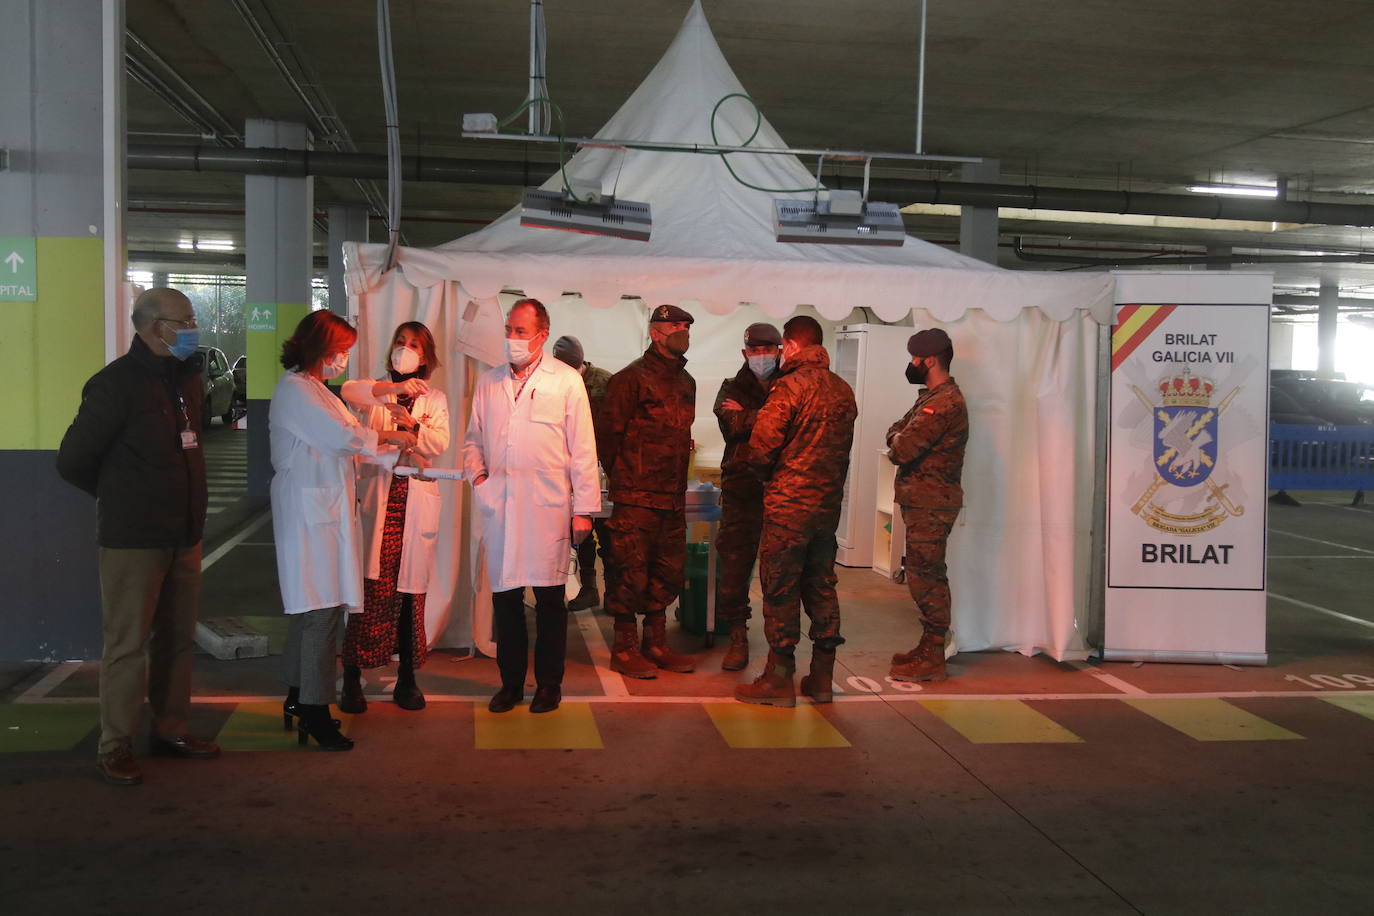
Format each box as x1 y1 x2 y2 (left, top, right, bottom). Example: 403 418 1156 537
520 182 653 242
775 190 905 246
1187 184 1279 198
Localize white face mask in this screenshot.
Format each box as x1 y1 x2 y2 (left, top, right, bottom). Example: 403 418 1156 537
391 346 421 375
747 355 778 379
321 351 349 379
505 337 535 367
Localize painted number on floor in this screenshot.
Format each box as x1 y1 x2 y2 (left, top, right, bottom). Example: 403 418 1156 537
1284 674 1374 690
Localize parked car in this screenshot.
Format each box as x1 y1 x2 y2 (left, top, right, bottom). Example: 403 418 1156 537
194 345 237 427
1271 372 1374 425
1269 386 1330 426
231 355 247 411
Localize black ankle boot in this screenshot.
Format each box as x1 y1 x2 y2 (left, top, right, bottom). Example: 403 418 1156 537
393 663 426 711
339 665 367 714
283 686 341 730
296 704 354 751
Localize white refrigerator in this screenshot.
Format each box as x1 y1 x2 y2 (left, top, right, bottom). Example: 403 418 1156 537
832 324 919 568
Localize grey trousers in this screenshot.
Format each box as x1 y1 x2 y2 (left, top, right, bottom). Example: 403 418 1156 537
97 544 202 755
283 607 344 705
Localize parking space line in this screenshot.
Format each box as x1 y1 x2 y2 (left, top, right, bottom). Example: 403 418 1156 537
1065 660 1148 696
1269 592 1374 631
15 662 83 701
1124 698 1302 741
704 702 850 748
577 615 629 698
1268 529 1374 556
1321 696 1374 722
920 699 1083 744
473 701 603 749
202 509 272 571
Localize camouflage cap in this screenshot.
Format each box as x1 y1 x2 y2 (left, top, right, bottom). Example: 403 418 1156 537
744 322 782 346
650 303 695 324
907 328 953 358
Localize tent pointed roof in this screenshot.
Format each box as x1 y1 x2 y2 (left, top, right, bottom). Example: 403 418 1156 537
352 0 1113 322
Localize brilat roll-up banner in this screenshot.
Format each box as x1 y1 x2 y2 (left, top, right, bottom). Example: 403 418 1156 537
1104 272 1272 665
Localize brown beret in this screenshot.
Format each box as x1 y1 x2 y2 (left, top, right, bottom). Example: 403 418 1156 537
650 303 695 324
744 323 782 346
908 328 952 358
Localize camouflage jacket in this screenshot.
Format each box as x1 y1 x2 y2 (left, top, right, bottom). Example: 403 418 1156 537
744 344 857 532
596 345 696 511
581 362 613 431
713 363 774 494
886 377 968 508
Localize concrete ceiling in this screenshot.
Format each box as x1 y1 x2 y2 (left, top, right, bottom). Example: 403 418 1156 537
124 0 1374 302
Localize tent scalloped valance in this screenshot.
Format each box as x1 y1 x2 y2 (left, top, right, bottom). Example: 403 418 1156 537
344 242 1115 325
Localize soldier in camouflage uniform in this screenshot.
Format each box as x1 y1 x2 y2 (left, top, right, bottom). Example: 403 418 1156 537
713 322 782 670
595 304 698 678
886 328 968 683
734 316 857 707
553 335 614 611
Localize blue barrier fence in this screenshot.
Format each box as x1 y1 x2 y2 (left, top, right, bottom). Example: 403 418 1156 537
1269 424 1374 493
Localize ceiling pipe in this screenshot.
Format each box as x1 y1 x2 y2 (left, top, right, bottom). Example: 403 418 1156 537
127 144 1374 228
1011 237 1374 268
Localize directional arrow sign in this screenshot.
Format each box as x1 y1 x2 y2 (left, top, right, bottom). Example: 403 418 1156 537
0 237 37 302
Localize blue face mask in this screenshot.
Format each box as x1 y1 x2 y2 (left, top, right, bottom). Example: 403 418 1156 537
166 327 199 361
747 355 778 379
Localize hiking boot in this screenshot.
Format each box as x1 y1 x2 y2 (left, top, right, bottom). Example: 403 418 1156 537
640 613 695 673
734 649 796 707
567 584 601 612
97 742 142 786
799 647 836 704
609 619 658 679
889 632 948 682
720 624 750 671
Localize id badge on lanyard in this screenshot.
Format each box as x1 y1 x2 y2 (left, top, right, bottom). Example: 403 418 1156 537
176 390 198 450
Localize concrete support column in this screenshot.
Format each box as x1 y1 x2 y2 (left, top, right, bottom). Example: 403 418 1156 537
959 159 1000 264
0 0 124 659
245 119 313 502
1317 281 1339 379
327 205 368 318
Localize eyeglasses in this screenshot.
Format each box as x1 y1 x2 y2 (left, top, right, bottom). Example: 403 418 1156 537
156 317 198 330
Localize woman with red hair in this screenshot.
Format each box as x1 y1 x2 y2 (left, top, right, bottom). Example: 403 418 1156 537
270 310 416 750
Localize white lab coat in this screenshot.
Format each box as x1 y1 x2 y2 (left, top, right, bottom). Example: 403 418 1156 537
341 379 451 594
269 371 396 615
463 353 600 591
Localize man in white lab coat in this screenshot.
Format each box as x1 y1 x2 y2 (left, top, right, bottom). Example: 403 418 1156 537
463 299 600 714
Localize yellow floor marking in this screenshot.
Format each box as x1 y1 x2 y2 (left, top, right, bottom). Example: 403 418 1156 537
919 699 1083 744
0 704 97 752
703 702 850 748
1125 698 1302 741
473 702 603 749
1321 695 1374 721
217 701 354 751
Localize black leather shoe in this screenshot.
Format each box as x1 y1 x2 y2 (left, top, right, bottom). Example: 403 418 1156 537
393 681 426 711
487 686 523 713
150 734 221 760
529 686 562 714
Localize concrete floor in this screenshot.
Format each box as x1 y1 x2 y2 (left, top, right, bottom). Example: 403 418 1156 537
2 485 1371 915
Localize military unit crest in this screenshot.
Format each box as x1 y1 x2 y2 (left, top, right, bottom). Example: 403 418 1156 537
1129 368 1244 535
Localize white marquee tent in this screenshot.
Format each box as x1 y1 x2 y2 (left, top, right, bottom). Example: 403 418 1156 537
344 0 1116 661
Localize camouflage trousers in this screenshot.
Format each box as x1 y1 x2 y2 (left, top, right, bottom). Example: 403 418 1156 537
757 521 843 651
714 486 765 625
574 517 611 586
603 503 686 619
900 506 960 634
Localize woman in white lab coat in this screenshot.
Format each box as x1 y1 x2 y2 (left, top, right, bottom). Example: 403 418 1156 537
270 310 415 750
338 321 450 713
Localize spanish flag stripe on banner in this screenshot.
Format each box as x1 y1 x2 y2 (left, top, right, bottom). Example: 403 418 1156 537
1111 304 1176 371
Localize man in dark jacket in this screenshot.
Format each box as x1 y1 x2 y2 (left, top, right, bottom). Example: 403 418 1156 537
886 328 969 683
712 322 782 670
735 316 857 707
56 288 219 785
596 304 698 678
553 335 614 612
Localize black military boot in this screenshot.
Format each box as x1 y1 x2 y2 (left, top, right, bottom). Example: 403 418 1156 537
567 573 601 612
